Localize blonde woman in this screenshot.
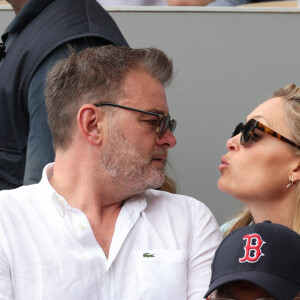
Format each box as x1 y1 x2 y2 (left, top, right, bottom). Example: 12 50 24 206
219 84 300 235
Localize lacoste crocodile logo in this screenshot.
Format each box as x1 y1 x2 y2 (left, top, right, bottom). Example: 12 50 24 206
143 252 155 258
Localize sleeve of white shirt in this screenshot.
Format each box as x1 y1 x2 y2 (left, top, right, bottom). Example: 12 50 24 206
0 245 13 300
187 201 222 299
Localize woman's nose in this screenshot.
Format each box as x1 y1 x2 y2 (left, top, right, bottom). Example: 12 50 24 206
226 134 241 152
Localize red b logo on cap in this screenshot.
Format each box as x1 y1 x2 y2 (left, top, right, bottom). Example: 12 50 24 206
239 233 265 263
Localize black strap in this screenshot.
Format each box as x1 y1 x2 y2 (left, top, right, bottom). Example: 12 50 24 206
0 43 6 60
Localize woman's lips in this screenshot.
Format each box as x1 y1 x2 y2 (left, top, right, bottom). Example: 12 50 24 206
218 155 229 171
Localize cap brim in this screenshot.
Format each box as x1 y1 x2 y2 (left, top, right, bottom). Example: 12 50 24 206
204 271 300 300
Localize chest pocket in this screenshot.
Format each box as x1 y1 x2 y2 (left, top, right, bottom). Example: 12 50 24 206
135 249 188 300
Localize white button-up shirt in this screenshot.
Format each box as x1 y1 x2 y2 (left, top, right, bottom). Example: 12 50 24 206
0 164 222 300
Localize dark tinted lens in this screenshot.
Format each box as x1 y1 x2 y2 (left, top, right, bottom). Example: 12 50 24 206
232 123 244 138
158 115 170 138
169 119 176 134
241 119 255 146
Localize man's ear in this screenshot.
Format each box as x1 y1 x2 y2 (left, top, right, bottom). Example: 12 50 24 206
77 104 104 145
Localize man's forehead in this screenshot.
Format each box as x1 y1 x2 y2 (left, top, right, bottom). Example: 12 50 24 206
120 70 169 113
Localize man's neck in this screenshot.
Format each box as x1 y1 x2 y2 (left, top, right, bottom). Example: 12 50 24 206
48 150 141 218
48 151 136 259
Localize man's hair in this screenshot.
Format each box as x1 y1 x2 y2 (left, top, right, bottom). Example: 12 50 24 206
45 45 173 150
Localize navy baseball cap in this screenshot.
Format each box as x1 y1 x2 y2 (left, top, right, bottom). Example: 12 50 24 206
204 221 300 300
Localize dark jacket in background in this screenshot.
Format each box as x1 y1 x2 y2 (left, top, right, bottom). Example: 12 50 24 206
0 0 128 190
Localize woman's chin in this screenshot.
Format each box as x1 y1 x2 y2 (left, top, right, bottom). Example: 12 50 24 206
217 179 239 200
217 177 228 193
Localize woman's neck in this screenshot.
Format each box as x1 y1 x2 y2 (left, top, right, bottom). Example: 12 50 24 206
249 197 294 229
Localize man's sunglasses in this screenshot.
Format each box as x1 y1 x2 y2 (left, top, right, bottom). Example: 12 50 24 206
232 118 300 150
94 102 177 138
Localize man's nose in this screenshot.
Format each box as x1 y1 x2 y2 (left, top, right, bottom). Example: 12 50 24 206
156 129 177 149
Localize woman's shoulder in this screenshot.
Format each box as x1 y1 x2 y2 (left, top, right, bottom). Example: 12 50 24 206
220 218 253 235
220 218 238 235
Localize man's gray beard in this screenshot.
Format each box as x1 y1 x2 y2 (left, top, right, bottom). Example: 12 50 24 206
101 127 166 192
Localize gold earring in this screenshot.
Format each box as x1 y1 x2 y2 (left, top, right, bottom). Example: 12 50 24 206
286 176 294 189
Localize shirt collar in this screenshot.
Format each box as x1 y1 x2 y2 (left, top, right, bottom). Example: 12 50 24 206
40 162 56 194
40 163 148 217
39 163 67 216
2 0 53 42
122 192 147 213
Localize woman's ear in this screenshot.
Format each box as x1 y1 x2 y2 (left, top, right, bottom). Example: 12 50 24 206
290 160 300 183
77 104 104 145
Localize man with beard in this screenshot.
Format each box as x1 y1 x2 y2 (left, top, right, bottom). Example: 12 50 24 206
0 46 222 299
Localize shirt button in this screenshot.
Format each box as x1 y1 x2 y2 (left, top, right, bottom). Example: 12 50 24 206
58 197 64 205
78 223 86 231
58 207 65 217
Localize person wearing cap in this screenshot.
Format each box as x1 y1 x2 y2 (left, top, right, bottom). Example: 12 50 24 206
218 84 300 236
205 221 300 300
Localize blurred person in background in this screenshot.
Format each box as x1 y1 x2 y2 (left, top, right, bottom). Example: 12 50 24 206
0 0 128 190
97 0 168 5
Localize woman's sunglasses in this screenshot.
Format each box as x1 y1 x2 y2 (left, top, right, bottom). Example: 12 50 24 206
94 102 176 138
232 118 300 149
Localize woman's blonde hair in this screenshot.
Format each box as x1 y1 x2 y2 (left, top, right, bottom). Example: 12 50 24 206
160 176 177 194
225 84 300 236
